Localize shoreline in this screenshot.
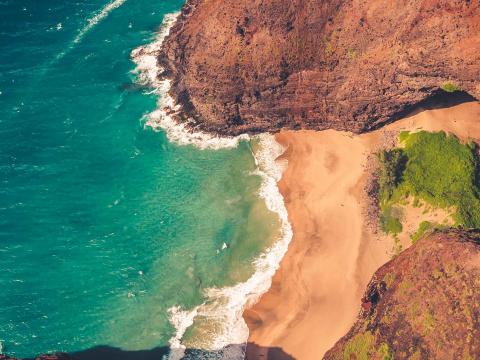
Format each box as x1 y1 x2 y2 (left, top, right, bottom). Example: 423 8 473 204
132 12 297 358
136 11 480 359
244 101 480 360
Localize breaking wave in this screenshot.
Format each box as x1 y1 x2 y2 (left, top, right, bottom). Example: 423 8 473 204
131 13 293 360
130 13 249 150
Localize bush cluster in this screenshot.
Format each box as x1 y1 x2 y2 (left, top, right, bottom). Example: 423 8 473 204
378 131 480 232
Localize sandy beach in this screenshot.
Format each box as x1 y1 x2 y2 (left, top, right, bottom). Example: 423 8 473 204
244 101 480 360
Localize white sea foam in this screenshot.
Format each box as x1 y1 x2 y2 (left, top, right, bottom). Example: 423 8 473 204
165 134 292 359
166 306 199 360
132 11 293 360
130 13 249 150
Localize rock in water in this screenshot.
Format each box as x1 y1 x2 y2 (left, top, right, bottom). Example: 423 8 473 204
323 230 480 360
159 0 480 135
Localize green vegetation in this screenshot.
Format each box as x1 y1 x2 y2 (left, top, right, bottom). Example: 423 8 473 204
383 272 396 288
380 206 403 235
422 311 436 336
410 221 433 243
347 48 357 59
343 332 394 360
411 221 450 244
378 343 394 360
377 149 406 235
343 332 375 360
378 131 480 232
378 149 406 205
440 82 461 93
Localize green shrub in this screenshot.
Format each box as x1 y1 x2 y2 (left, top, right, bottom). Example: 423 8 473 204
378 149 407 205
399 131 480 228
440 82 461 93
378 343 394 360
343 332 394 360
410 221 433 243
343 332 375 360
380 206 403 235
377 131 480 232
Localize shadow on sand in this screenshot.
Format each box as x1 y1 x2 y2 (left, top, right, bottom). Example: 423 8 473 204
7 342 295 360
370 90 477 131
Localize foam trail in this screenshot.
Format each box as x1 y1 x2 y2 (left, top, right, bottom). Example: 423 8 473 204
55 0 127 61
131 13 249 150
74 0 127 44
166 134 292 359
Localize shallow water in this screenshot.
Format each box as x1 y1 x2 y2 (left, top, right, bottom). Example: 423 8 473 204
0 0 284 357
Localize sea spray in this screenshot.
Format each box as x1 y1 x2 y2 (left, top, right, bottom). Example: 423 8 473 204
131 13 249 150
131 12 293 360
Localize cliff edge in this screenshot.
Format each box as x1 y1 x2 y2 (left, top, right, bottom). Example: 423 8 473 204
323 229 480 360
159 0 480 135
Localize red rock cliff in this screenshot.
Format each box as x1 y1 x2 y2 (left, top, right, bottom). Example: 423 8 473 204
159 0 480 135
323 230 480 359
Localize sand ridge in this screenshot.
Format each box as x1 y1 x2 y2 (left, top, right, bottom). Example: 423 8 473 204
244 101 480 360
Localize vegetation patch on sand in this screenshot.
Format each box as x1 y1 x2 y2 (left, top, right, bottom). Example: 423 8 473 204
410 221 433 244
377 131 480 237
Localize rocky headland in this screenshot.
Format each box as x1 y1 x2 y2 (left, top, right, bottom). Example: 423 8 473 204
159 0 480 135
323 229 480 360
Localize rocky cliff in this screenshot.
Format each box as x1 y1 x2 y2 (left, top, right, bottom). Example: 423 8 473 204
323 229 480 359
159 0 480 135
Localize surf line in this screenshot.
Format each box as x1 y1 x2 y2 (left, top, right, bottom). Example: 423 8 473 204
132 12 293 360
55 0 127 62
131 12 250 150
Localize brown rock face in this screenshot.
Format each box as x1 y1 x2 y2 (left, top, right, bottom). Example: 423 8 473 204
159 0 480 135
323 230 480 360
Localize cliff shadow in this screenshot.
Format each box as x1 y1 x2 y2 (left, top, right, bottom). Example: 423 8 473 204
17 342 295 360
246 343 296 360
70 345 169 360
405 90 477 116
371 90 478 132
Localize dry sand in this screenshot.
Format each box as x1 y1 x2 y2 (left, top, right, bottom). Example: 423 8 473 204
244 101 480 360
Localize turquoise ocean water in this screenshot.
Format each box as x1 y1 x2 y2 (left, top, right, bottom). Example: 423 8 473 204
0 1 289 358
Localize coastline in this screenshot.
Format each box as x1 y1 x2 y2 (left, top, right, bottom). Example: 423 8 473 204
135 9 480 360
132 12 294 359
244 101 480 360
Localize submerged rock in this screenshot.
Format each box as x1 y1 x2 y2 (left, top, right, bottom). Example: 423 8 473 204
0 355 70 360
323 229 480 359
159 0 480 136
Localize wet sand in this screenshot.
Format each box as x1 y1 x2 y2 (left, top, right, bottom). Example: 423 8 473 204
244 101 480 360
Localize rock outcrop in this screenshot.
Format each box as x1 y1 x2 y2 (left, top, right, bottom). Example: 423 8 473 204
323 229 480 359
159 0 480 135
0 355 70 360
